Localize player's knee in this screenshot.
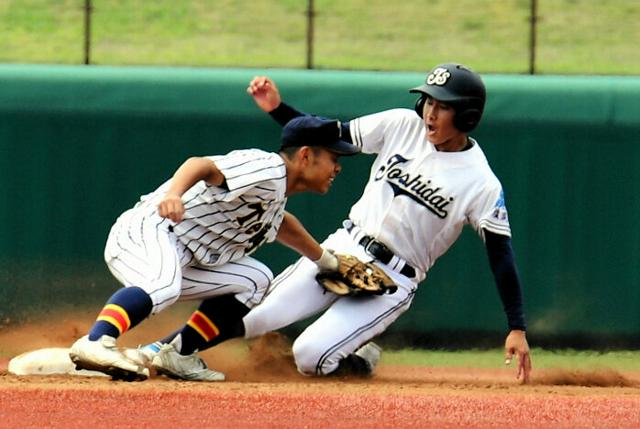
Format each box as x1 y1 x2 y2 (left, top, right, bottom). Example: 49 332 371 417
240 267 274 309
292 338 318 375
255 270 274 298
292 337 338 376
150 294 179 314
145 283 182 314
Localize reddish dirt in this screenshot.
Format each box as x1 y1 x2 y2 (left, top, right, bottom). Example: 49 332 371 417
1 309 639 428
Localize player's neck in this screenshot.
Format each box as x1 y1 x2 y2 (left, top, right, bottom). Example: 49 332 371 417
280 155 302 196
435 135 471 152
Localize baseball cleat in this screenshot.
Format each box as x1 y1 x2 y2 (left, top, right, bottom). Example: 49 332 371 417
354 342 382 373
122 343 160 367
151 343 225 382
69 335 149 381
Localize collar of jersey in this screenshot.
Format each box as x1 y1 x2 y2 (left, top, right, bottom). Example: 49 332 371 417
427 137 483 166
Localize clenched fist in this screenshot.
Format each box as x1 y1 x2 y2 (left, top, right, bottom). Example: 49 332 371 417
158 194 185 223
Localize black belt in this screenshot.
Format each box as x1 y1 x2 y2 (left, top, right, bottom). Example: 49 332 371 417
345 222 416 278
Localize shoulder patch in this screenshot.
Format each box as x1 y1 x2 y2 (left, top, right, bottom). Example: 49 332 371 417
491 190 509 221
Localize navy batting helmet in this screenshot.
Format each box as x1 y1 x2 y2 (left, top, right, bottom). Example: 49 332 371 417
410 63 486 132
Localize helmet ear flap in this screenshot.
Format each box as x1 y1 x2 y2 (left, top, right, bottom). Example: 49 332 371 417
414 95 426 118
415 92 483 132
453 108 482 132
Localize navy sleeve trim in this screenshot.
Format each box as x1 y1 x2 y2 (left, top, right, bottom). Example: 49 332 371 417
269 103 352 144
269 102 305 126
484 229 527 331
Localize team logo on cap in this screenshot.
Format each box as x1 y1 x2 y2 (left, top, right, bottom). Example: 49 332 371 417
427 67 451 86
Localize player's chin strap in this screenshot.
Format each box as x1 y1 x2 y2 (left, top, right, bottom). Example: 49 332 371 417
343 220 417 279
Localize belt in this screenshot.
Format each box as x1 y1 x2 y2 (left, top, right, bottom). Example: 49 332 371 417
344 220 417 278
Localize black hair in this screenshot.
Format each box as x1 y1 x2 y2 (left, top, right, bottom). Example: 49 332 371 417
279 145 323 160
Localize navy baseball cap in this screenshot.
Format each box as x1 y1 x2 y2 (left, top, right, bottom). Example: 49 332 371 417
280 116 360 156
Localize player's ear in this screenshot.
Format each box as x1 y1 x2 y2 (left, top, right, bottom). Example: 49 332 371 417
297 146 312 164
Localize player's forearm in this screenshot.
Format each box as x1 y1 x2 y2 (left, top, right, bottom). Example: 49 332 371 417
276 212 323 261
268 102 305 126
167 157 224 196
484 230 527 331
268 103 353 144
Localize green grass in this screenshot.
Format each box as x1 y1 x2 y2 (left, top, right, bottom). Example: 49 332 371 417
0 0 639 74
384 348 640 371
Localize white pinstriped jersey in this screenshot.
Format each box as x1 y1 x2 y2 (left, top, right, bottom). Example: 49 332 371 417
133 149 287 267
349 108 511 275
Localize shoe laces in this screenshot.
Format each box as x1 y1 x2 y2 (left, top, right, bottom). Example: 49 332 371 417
183 353 208 370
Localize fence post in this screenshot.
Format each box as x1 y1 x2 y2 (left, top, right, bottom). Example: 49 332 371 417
306 0 315 69
83 0 93 65
528 0 538 74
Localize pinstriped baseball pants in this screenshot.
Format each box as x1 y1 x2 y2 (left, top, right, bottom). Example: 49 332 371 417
103 208 273 315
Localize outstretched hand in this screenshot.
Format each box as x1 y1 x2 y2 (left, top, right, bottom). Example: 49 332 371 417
504 329 532 384
246 76 282 113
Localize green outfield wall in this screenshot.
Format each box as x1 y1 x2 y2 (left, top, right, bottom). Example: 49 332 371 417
1 65 639 346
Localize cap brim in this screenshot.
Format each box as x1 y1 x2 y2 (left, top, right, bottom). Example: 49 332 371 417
325 140 360 156
409 84 458 102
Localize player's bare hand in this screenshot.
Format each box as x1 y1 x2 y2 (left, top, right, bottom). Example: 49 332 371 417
158 194 185 223
247 76 281 112
504 329 532 384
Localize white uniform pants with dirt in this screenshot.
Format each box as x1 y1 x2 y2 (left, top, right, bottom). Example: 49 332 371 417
243 228 417 375
103 208 273 314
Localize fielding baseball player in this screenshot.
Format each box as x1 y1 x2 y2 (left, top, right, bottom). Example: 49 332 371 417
68 116 358 381
134 63 531 383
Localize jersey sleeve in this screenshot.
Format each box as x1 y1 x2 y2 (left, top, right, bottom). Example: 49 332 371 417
208 150 286 200
349 109 415 154
469 185 512 239
485 231 526 330
269 102 305 126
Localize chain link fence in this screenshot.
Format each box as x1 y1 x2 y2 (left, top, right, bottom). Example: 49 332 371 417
1 0 639 75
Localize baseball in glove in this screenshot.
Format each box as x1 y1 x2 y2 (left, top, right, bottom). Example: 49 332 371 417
316 254 397 296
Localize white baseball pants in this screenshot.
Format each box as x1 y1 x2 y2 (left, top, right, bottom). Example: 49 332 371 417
243 228 417 375
103 208 273 314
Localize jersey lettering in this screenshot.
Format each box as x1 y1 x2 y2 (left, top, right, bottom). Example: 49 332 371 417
237 202 266 226
246 223 271 253
238 202 271 254
375 154 453 218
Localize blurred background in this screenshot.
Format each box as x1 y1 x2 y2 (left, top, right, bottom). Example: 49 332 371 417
1 0 639 74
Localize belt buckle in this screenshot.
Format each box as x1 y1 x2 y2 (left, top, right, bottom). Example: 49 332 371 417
362 237 376 255
366 240 393 264
362 235 416 278
360 236 374 253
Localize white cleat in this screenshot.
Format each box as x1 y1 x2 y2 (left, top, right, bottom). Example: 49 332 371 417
122 345 158 368
151 343 225 382
354 342 382 373
69 335 149 381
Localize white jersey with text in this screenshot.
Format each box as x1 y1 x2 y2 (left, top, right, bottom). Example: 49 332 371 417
349 108 510 276
243 108 514 375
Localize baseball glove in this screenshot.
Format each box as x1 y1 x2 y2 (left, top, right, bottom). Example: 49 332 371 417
316 254 397 296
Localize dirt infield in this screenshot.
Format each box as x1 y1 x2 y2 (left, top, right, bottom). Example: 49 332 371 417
1 311 639 428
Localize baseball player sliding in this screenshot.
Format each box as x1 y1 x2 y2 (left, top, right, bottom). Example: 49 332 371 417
126 63 532 383
69 116 358 381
